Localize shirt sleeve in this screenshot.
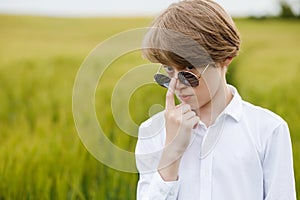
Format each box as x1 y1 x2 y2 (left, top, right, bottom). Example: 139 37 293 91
262 122 296 200
135 122 180 200
137 171 180 200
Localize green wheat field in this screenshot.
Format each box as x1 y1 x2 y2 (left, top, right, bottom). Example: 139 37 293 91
0 15 299 199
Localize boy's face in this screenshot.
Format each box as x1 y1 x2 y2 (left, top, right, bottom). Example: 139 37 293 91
165 64 224 110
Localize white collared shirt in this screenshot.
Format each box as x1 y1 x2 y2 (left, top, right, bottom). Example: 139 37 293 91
135 86 296 200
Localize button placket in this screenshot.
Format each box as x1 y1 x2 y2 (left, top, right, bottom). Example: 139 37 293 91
200 154 213 200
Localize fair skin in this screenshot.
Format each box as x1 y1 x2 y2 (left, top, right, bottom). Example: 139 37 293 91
158 58 233 181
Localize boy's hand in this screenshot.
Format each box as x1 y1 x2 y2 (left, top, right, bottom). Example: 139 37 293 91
164 78 200 155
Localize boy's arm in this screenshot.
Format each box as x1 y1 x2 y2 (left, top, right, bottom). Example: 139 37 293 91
135 78 197 199
262 122 296 200
136 170 180 200
135 129 180 200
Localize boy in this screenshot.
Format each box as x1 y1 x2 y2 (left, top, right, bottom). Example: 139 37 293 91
135 0 296 199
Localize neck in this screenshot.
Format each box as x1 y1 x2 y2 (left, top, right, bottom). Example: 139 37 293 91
194 84 233 127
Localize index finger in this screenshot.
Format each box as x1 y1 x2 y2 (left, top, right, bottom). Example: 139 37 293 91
165 78 176 110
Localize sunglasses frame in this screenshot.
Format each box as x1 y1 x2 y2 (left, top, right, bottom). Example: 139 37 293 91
154 63 210 88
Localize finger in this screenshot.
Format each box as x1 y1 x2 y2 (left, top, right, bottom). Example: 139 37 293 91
180 104 191 114
165 78 177 110
182 110 196 120
191 116 200 129
175 103 183 108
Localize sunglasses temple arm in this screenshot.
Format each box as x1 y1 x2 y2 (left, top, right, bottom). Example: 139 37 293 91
201 64 210 75
156 65 163 73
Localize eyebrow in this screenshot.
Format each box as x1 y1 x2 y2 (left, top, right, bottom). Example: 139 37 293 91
162 64 190 71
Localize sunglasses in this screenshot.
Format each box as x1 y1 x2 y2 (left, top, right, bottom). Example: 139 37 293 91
154 64 209 88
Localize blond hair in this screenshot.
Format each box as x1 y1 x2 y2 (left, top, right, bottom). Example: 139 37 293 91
142 0 241 68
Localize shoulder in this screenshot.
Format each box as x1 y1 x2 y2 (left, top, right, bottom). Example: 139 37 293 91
239 100 290 159
240 100 289 144
136 111 165 154
139 111 165 137
241 100 287 128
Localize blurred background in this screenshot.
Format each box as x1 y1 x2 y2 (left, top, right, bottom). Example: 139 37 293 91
0 0 299 199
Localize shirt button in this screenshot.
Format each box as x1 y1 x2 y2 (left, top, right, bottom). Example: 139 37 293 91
160 188 165 194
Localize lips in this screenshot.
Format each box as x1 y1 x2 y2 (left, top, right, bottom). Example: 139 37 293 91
178 94 193 101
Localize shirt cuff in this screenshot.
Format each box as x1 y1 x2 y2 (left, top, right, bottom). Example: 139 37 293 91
148 171 180 199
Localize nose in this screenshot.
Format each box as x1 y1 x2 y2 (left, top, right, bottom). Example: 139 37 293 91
174 70 187 89
173 69 179 79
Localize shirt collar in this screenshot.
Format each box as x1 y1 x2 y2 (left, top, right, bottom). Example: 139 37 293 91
222 85 243 122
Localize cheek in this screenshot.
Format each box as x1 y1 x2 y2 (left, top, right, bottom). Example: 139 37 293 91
182 84 210 110
194 84 211 103
201 71 222 98
191 75 220 108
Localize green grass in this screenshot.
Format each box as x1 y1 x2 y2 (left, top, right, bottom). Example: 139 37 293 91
0 15 299 199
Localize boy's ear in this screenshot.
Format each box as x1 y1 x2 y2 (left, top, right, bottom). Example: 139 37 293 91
222 57 233 67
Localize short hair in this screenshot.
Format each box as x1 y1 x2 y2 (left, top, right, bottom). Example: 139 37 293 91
142 0 241 69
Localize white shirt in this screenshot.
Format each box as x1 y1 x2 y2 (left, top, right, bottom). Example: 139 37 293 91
135 86 296 200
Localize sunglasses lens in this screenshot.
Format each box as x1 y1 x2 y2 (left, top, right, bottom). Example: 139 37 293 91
178 71 199 87
154 74 171 88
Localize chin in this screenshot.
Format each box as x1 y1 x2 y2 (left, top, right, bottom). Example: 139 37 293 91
181 99 199 110
190 103 200 110
188 98 211 111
